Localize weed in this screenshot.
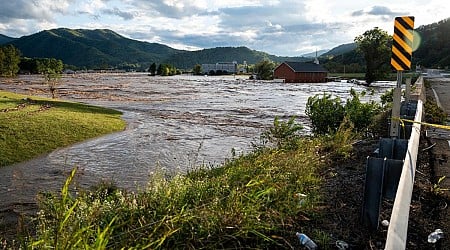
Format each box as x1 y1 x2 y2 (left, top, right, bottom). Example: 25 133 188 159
259 116 303 150
432 176 450 195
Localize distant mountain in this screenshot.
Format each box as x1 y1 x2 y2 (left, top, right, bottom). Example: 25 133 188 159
8 28 180 68
321 43 357 58
165 46 310 69
4 28 311 69
301 49 328 58
0 34 16 45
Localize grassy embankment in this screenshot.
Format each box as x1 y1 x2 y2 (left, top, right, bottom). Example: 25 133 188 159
25 117 357 249
0 90 126 167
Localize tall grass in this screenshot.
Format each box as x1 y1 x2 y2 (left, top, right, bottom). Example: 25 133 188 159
29 117 356 249
0 91 126 166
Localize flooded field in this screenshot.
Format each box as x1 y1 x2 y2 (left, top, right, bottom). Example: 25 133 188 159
0 73 395 213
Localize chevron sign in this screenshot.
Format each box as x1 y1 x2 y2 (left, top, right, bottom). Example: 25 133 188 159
391 16 415 71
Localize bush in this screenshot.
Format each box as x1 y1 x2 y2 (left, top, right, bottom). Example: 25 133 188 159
305 93 345 135
259 116 303 150
306 89 381 136
344 89 381 134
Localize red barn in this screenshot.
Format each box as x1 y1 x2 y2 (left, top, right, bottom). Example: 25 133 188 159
273 61 328 83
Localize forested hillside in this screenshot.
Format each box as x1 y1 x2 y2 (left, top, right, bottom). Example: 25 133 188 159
165 46 309 69
5 28 310 70
8 28 180 69
414 18 450 68
0 34 16 45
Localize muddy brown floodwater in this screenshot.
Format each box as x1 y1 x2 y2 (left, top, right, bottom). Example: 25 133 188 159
0 73 394 220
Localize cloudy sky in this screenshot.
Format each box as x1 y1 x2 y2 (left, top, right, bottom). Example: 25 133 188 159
0 0 448 56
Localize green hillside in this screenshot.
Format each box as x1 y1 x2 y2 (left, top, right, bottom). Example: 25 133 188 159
165 46 310 69
321 43 356 58
8 28 180 69
5 28 310 70
0 34 16 45
414 18 450 68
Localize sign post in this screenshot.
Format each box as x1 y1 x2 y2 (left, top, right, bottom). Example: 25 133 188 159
390 16 415 137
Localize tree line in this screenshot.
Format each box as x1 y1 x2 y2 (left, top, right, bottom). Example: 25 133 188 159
0 45 21 77
147 62 182 76
1 44 64 77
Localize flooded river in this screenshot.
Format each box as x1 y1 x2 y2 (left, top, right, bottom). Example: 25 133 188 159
0 73 395 215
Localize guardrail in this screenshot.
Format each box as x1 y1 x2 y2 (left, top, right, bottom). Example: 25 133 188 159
384 77 424 249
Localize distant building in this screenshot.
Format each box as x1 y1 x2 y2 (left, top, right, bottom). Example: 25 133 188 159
273 61 328 83
202 61 238 75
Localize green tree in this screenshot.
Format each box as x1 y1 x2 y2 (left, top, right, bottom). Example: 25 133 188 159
37 58 64 98
193 64 202 75
354 27 391 84
0 45 21 77
148 63 157 75
0 49 4 75
157 63 178 76
254 60 275 80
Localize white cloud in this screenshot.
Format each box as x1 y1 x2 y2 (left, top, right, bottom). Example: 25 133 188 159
0 0 449 56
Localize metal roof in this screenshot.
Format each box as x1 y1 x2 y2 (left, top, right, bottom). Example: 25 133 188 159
281 61 328 72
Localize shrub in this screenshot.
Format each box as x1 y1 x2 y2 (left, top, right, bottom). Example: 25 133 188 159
305 93 345 135
380 88 394 107
306 90 382 136
344 89 381 134
259 116 303 150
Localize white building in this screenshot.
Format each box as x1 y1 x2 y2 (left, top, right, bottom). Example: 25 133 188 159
202 61 238 74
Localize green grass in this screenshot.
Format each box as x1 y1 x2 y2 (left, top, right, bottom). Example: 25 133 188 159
0 90 126 167
28 118 356 249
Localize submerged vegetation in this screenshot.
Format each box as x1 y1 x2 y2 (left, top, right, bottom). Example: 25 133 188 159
0 91 126 167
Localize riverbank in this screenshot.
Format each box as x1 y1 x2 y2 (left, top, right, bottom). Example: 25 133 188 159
0 90 126 242
0 90 126 167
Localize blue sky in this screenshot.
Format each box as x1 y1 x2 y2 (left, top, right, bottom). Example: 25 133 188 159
0 0 448 56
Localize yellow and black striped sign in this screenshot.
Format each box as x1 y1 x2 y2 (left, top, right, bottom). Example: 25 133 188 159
391 16 415 71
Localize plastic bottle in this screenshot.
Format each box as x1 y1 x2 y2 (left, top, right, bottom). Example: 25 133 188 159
427 229 444 243
296 232 318 250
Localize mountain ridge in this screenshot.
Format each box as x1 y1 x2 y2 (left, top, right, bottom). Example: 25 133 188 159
6 28 181 69
3 28 313 69
0 34 16 45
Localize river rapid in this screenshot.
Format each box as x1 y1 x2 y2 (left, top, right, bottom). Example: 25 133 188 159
0 73 395 214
